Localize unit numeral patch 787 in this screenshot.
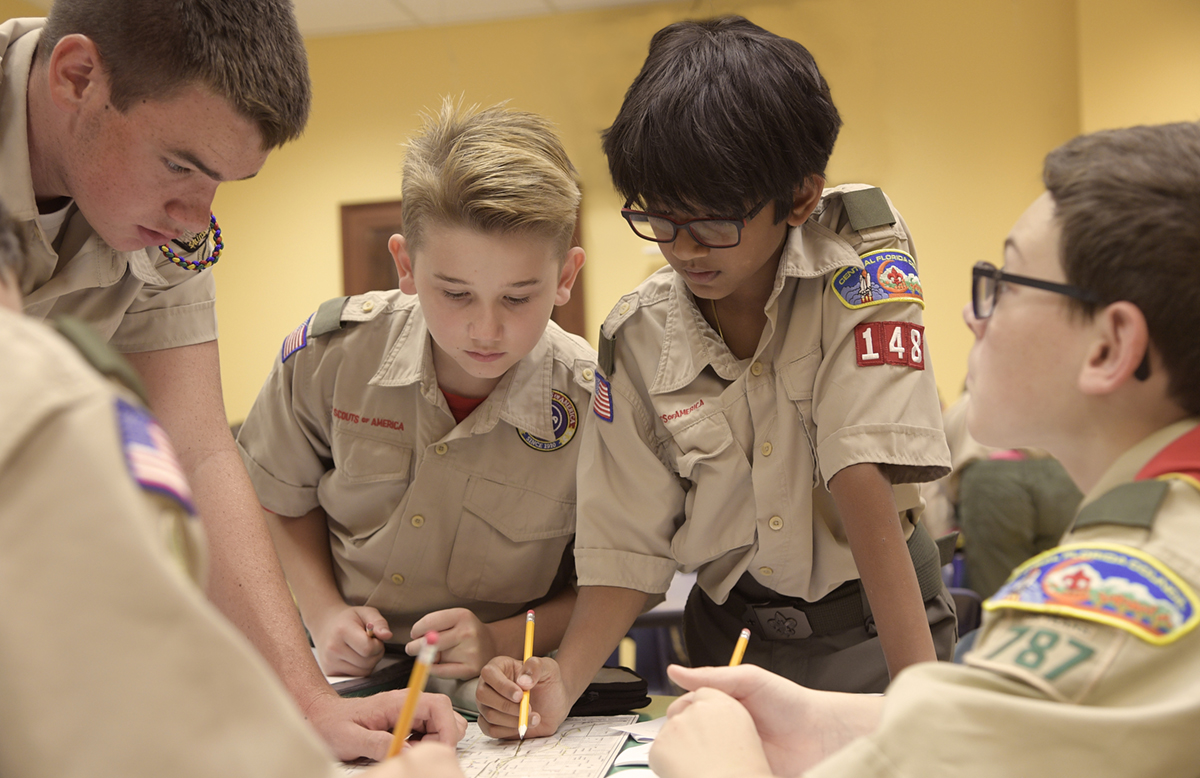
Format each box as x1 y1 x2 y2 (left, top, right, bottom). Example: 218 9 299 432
854 321 924 369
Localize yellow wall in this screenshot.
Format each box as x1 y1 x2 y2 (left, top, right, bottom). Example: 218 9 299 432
213 0 1084 420
9 0 1194 420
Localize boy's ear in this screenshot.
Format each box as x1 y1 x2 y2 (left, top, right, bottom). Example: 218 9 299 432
46 34 108 115
553 246 586 307
389 234 418 296
785 175 826 227
1077 301 1153 396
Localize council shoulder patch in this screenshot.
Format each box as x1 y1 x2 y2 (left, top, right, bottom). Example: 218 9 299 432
984 542 1199 645
518 390 579 452
832 249 924 310
116 397 195 514
281 313 314 363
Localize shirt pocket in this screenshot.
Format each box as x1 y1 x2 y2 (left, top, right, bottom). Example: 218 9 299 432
322 432 414 541
781 348 821 484
666 409 735 481
446 476 575 604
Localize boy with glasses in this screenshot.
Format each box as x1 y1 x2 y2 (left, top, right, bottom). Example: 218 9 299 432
477 15 955 739
648 121 1200 778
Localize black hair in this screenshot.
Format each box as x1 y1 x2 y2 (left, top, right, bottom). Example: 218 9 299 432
602 15 841 220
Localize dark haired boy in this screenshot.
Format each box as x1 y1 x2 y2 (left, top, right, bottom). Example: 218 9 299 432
478 15 954 738
1 2 407 760
648 120 1200 778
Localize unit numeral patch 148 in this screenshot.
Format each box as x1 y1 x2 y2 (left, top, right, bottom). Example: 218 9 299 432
854 321 924 369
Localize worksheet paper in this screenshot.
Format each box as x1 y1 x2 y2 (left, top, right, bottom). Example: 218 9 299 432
341 714 637 777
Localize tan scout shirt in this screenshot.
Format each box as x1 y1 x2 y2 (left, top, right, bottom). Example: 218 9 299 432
575 185 951 604
1 19 219 352
0 308 338 778
809 419 1200 778
238 290 597 639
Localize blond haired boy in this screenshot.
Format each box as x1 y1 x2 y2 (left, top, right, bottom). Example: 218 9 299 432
237 102 593 681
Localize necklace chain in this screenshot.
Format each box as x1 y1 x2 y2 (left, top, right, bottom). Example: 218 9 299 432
709 297 725 341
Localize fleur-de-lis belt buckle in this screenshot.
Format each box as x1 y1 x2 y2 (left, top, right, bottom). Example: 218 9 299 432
744 605 813 641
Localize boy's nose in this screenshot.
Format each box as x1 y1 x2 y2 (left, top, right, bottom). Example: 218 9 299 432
963 302 986 338
472 307 502 342
670 229 710 261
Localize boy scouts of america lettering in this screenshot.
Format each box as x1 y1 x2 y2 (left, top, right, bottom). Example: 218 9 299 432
519 390 578 452
332 407 404 431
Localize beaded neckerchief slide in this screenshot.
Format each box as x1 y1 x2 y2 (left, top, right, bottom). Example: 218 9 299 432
158 213 222 271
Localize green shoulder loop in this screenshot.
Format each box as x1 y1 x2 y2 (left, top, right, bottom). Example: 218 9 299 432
840 187 896 233
1071 480 1169 532
311 296 349 338
52 315 150 405
598 328 616 378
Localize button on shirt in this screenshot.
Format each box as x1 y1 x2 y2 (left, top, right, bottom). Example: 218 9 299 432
575 185 951 605
238 291 597 638
1 20 218 352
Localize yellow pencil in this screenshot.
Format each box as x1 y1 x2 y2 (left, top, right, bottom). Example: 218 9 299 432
385 631 440 759
729 627 751 666
518 609 535 739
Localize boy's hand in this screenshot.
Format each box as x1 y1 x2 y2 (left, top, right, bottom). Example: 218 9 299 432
476 655 571 738
312 605 391 677
650 686 773 778
362 741 466 778
407 608 498 679
662 664 883 775
304 687 467 762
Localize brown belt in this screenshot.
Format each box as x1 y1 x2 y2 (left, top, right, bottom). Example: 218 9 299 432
721 526 949 641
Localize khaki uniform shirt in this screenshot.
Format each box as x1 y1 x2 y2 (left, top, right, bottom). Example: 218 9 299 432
0 308 338 778
238 291 597 638
1 19 219 352
575 185 951 604
810 419 1200 777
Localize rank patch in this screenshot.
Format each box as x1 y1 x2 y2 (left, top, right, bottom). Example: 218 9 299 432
518 390 579 452
985 542 1199 645
833 249 924 310
593 373 614 422
281 313 314 363
854 321 924 369
116 398 195 514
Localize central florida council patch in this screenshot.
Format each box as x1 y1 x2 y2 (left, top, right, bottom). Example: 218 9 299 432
984 542 1199 645
518 390 578 451
833 249 924 309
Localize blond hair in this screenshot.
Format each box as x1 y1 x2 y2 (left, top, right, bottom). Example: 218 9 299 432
401 100 581 255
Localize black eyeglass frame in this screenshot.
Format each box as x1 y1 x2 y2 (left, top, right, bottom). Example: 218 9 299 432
971 261 1101 320
620 199 770 249
971 261 1149 381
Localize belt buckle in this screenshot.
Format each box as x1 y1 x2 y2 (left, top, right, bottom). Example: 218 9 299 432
743 604 813 641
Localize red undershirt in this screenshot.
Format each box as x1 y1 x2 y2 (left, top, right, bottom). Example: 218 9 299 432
441 389 487 424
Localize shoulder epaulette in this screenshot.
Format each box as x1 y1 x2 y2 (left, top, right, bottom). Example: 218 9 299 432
52 315 150 405
1071 480 1168 532
840 187 896 233
598 328 616 377
311 296 349 337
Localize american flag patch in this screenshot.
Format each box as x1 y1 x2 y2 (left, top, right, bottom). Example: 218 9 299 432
281 314 314 363
593 373 614 422
115 398 195 514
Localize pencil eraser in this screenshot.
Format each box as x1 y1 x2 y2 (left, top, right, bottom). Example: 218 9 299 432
424 630 439 645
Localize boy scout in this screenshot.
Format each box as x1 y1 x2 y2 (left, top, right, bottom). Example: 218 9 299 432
1 1 399 760
478 16 953 737
237 102 593 680
0 203 465 777
648 122 1200 778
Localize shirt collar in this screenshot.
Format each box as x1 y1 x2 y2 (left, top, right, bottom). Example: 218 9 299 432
369 301 563 439
647 221 861 395
1082 418 1200 507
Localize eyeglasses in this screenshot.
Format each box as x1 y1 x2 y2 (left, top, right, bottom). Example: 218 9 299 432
620 200 769 249
971 261 1101 320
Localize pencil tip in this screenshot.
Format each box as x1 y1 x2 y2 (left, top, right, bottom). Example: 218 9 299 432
518 725 527 739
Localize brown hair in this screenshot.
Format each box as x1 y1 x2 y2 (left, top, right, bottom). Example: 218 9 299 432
401 99 581 255
1044 122 1200 414
39 0 310 149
